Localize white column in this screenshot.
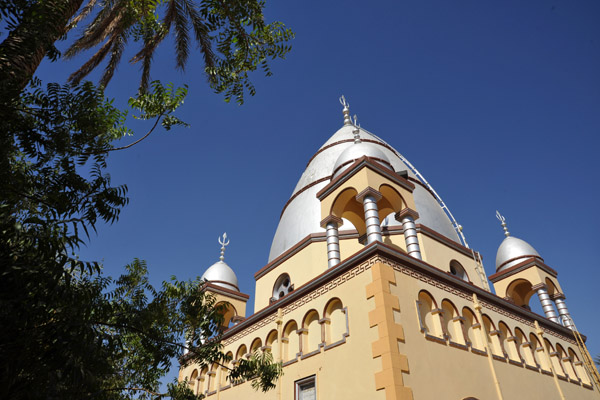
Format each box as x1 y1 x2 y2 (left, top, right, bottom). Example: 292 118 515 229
554 295 575 329
321 215 343 268
356 188 383 244
534 284 560 323
395 208 422 260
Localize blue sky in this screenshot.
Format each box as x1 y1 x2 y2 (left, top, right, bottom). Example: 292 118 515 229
36 0 600 376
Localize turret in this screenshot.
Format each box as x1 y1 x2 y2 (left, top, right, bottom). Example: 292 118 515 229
200 233 248 328
489 212 574 329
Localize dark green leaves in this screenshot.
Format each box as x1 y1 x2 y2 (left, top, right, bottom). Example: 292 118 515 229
65 0 294 101
129 81 189 131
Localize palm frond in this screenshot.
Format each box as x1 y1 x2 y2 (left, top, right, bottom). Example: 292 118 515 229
68 38 114 86
67 0 100 31
170 0 190 71
100 32 128 87
64 1 126 59
181 0 216 79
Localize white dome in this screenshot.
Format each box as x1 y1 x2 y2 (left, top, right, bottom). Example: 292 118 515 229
495 236 542 272
201 260 239 291
332 139 392 178
268 123 462 262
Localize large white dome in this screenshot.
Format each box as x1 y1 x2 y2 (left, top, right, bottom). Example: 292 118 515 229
268 123 462 262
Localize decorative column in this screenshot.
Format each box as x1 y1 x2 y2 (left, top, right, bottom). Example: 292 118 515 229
532 284 560 323
553 294 575 329
320 215 343 268
356 188 383 244
395 208 422 260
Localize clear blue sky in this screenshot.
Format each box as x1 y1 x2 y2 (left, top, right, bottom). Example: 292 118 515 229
37 0 600 376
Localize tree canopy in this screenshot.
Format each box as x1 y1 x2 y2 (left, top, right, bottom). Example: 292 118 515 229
0 0 292 398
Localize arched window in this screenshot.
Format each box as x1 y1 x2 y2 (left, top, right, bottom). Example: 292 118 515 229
282 320 299 362
569 347 592 385
235 344 247 361
198 366 208 394
250 337 262 354
207 363 219 392
449 260 469 282
302 310 321 353
220 352 233 388
272 273 293 302
498 321 519 361
462 307 483 351
482 315 502 357
441 299 464 345
323 298 347 345
265 329 279 360
515 328 535 367
544 339 565 377
529 333 549 371
556 344 576 380
417 291 443 338
189 369 198 393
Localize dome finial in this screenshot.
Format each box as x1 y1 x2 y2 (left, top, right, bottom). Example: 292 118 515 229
352 114 361 144
339 95 352 126
218 232 230 261
495 211 510 237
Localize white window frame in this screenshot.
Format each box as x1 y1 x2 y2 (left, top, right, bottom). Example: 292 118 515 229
295 375 316 400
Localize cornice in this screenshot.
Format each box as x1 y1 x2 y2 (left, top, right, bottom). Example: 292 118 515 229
236 243 577 346
489 258 558 282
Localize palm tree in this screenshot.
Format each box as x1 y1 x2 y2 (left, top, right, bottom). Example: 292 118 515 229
0 0 293 103
64 0 294 101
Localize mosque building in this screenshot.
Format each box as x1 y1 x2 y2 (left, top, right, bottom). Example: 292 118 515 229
179 97 600 400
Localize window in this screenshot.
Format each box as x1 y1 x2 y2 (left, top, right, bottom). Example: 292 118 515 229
449 260 469 282
295 375 316 400
272 273 294 302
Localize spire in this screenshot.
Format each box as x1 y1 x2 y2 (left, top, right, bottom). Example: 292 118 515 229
218 232 230 261
495 211 510 237
339 95 352 126
352 114 361 144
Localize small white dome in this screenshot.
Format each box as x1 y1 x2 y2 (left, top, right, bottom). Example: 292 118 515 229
201 260 239 291
495 236 542 272
332 140 392 178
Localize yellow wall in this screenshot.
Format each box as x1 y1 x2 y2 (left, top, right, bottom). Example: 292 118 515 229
181 254 597 400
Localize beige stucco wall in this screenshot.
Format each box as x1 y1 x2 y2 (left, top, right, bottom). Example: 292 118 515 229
183 253 598 400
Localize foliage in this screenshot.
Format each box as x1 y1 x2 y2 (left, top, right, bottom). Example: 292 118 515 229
0 0 288 397
229 350 283 392
65 0 294 102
